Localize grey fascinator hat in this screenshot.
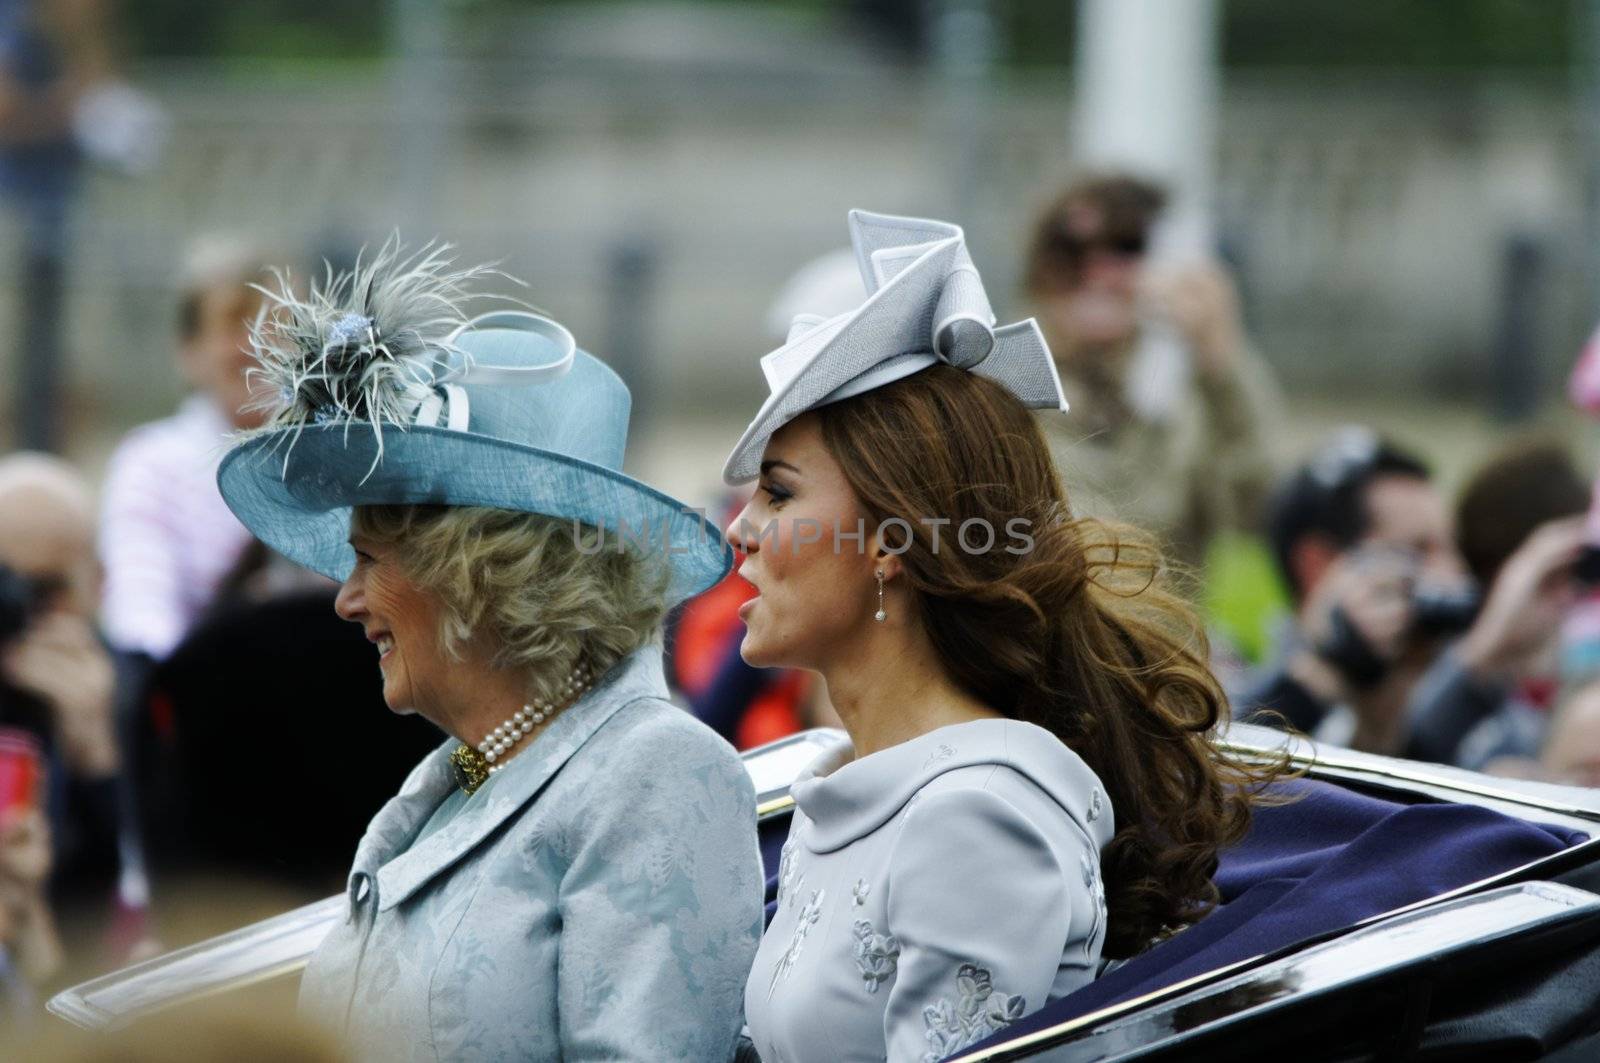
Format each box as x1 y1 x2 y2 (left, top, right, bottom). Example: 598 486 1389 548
217 240 732 605
722 209 1068 484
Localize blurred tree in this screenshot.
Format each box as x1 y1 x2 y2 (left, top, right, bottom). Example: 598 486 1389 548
116 0 1574 71
124 0 385 59
1222 0 1571 71
1006 1 1076 68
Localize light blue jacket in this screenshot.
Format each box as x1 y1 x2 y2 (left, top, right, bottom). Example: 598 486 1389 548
299 648 765 1062
745 719 1113 1063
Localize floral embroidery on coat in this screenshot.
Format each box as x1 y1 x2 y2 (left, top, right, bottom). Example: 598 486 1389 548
851 919 900 993
920 963 1027 1063
768 889 825 1000
852 878 870 906
921 743 955 770
1080 850 1107 954
777 836 801 909
1087 787 1103 821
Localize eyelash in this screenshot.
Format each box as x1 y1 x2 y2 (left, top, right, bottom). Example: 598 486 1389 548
762 483 792 505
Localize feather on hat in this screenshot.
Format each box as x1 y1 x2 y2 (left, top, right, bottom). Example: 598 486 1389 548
218 238 732 604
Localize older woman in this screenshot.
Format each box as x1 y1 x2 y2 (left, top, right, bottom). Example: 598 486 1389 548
725 213 1282 1062
216 244 763 1061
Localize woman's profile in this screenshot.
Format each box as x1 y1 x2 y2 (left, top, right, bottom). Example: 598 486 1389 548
728 211 1282 1063
216 242 764 1061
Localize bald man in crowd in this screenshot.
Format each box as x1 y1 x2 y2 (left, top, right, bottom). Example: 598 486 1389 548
0 453 118 777
0 453 122 972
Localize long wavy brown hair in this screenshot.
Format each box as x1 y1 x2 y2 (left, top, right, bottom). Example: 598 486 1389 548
816 364 1288 959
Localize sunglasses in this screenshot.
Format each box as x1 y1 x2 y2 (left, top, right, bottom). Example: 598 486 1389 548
0 567 67 617
1049 229 1148 261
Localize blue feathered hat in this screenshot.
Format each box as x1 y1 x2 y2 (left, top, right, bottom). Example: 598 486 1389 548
217 240 731 605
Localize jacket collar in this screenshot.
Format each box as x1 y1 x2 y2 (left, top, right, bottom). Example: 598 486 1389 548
792 718 1112 854
358 646 669 911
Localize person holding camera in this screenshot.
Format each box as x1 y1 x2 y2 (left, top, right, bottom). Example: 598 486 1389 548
1400 442 1591 769
1022 173 1284 568
1235 429 1474 754
0 454 122 951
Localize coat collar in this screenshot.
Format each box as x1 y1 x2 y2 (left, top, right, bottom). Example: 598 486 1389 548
358 646 670 911
792 718 1112 854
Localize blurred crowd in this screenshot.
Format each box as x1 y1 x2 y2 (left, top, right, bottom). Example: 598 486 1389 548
1022 175 1600 791
4 165 1600 1025
4 10 1600 1028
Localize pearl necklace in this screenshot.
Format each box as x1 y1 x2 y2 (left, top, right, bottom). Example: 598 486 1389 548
481 663 592 772
448 663 592 794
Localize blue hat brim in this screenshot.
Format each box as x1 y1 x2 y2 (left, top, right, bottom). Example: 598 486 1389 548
218 423 732 606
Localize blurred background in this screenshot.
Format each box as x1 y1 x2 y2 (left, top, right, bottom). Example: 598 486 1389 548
11 0 1600 1044
6 0 1600 489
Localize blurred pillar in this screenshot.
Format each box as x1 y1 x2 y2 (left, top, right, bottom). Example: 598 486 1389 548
930 0 996 239
1580 0 1600 323
1 18 82 453
16 219 66 452
1490 233 1546 424
1074 0 1220 254
604 234 660 437
391 0 445 230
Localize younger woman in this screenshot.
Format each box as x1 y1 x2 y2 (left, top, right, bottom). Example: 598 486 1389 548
729 212 1277 1063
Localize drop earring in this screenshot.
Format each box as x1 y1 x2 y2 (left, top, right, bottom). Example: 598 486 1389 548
874 569 887 623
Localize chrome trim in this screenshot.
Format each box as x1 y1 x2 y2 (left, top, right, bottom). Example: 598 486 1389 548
742 727 845 820
1221 721 1600 825
756 794 796 819
47 895 345 1030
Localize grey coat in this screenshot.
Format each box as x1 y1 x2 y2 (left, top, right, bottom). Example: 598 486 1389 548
745 719 1113 1063
298 648 765 1062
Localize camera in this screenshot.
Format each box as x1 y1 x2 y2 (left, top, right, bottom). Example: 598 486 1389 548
1411 582 1481 636
0 563 46 645
1319 579 1481 688
1574 544 1600 587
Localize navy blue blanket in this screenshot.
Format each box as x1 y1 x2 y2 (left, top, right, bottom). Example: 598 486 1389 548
960 778 1588 1056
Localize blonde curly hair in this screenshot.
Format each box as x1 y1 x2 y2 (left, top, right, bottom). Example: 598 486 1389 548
351 504 670 704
